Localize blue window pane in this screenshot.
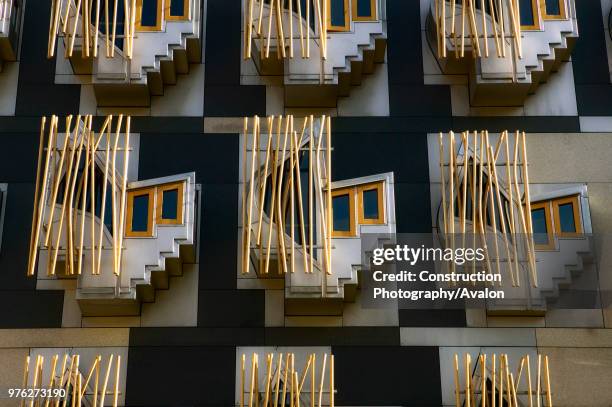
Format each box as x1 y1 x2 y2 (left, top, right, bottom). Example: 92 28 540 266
531 208 549 245
558 203 576 233
170 0 185 16
162 189 179 220
545 0 561 15
131 194 150 232
330 0 346 27
333 194 350 232
363 189 379 219
519 0 535 26
141 0 159 27
356 0 372 17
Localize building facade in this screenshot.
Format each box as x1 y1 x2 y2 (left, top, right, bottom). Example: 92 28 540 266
0 0 611 405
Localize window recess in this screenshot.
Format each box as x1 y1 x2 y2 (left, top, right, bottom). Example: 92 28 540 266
530 194 583 250
165 0 190 21
126 187 155 237
541 0 566 20
519 0 541 30
156 181 184 225
352 0 377 21
136 0 163 31
327 0 350 32
331 180 385 237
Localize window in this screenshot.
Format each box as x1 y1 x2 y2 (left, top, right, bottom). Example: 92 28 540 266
332 187 355 237
541 0 566 19
126 188 155 237
352 0 376 21
357 182 384 224
552 195 582 236
519 0 540 30
165 0 190 21
327 0 350 32
156 182 184 224
136 0 163 31
530 201 553 250
332 180 386 237
530 195 583 250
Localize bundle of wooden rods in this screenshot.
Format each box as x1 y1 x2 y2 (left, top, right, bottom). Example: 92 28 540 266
433 0 523 59
438 130 537 287
48 0 137 59
454 352 553 407
21 353 122 407
244 0 328 61
28 115 131 278
242 115 332 277
240 352 335 407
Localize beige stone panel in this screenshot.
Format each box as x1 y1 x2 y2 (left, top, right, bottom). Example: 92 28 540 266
0 348 29 407
540 347 612 407
0 329 129 348
265 290 284 327
536 328 612 348
81 317 141 328
585 183 612 300
486 316 546 328
526 133 612 184
605 309 612 328
203 117 244 134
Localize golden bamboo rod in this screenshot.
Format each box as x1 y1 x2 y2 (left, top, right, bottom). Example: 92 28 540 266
240 354 245 407
100 355 112 407
28 117 49 276
115 117 130 276
492 353 496 407
257 117 273 245
96 125 111 275
293 130 309 274
274 353 282 407
318 353 326 407
309 115 314 274
245 0 254 59
290 125 295 274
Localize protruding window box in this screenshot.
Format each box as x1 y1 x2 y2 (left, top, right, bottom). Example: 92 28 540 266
433 132 595 315
427 0 578 106
49 0 202 107
0 0 23 70
29 116 198 317
243 0 387 107
240 115 396 316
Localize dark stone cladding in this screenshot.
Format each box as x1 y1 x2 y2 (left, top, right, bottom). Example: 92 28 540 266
203 0 266 117
15 0 80 117
572 0 612 116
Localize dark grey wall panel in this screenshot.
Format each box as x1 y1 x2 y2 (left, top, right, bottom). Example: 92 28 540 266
333 345 442 406
125 346 236 406
15 0 80 116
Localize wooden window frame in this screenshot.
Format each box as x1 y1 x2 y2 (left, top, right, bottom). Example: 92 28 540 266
552 195 582 237
327 0 350 32
530 201 554 250
520 0 541 31
156 181 185 225
126 187 155 238
540 0 566 20
351 0 377 22
136 0 164 32
331 187 356 237
357 181 385 225
165 0 190 21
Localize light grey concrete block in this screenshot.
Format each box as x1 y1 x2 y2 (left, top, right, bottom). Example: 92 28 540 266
400 327 537 347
